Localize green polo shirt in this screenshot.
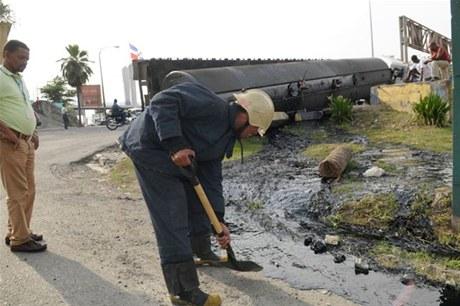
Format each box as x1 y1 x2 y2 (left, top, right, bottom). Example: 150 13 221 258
0 65 36 135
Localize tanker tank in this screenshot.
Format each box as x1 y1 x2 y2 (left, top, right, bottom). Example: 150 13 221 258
162 58 392 116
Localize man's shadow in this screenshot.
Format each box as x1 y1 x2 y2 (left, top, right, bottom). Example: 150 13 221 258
21 251 159 306
199 266 314 306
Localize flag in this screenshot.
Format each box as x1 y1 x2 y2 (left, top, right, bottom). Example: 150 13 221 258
129 43 141 61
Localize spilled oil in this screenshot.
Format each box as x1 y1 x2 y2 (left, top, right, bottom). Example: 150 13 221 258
222 125 460 305
224 209 460 306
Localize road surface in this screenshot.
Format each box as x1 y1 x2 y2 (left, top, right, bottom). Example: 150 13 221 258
0 126 357 306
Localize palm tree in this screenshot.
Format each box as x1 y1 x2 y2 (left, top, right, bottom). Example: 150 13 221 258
58 44 93 126
0 0 14 53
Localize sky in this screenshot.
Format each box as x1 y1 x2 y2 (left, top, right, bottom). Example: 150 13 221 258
4 0 452 106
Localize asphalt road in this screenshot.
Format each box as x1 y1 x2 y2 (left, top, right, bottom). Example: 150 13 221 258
0 126 357 306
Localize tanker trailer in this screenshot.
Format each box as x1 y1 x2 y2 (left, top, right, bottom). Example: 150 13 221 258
162 58 392 119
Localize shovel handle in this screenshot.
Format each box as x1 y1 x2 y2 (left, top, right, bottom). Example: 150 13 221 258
179 160 224 235
192 183 224 235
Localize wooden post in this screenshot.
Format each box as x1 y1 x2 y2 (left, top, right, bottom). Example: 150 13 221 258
452 0 460 232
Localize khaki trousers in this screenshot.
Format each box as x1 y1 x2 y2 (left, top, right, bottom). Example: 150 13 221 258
431 60 450 80
0 137 35 246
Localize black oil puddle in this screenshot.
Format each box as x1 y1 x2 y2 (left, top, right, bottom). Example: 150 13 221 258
439 286 460 305
224 211 460 306
222 125 460 306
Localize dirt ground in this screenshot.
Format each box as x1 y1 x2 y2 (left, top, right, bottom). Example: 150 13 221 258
78 117 458 305
56 156 359 306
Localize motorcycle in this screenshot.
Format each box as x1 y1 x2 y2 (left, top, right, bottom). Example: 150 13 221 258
105 109 138 130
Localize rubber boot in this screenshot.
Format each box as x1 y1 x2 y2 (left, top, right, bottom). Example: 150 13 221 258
162 260 222 306
191 234 222 265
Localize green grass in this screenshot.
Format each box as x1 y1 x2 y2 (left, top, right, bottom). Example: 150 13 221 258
310 129 330 142
225 137 266 161
109 157 139 193
374 159 398 174
303 143 365 161
346 105 452 153
280 123 311 137
371 241 460 285
429 187 460 249
328 193 398 229
109 138 266 192
331 180 365 196
247 200 264 210
329 95 353 123
413 93 450 127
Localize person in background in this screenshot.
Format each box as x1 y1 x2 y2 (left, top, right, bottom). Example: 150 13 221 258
62 106 70 129
405 55 422 82
0 40 46 252
111 98 125 123
424 42 451 80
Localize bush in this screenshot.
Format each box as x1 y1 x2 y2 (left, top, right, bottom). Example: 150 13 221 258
329 95 353 124
412 94 450 127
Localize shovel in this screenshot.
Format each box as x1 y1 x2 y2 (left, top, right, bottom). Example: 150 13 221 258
181 164 263 272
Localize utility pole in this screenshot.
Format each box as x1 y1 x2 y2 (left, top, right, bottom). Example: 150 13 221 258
369 0 375 57
452 0 460 231
99 45 119 119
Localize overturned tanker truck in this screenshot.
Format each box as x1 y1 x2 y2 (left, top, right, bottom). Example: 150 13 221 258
160 58 393 122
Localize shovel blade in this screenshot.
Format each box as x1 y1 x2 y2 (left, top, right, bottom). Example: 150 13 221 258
223 245 263 272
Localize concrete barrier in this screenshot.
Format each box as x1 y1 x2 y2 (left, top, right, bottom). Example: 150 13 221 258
370 80 452 116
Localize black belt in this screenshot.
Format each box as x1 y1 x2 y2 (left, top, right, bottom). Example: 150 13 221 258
10 129 32 141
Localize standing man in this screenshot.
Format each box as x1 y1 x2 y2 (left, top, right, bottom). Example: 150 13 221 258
424 41 451 80
119 82 274 306
62 106 70 130
0 40 46 252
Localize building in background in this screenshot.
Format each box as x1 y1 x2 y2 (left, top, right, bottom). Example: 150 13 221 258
122 63 139 106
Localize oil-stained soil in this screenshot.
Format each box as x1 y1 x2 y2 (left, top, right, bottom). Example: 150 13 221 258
221 122 459 306
80 119 460 305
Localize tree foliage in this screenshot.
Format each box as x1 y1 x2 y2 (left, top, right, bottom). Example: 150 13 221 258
0 0 14 23
58 44 93 125
58 44 93 88
40 76 75 105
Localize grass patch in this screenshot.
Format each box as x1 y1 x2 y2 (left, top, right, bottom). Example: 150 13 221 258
329 95 353 124
371 241 460 286
109 157 139 194
346 105 452 153
110 139 265 192
329 193 398 229
303 143 365 161
225 137 266 161
331 180 365 196
413 93 450 127
374 159 398 174
310 129 330 142
247 200 264 210
410 188 432 217
429 187 460 249
280 123 311 137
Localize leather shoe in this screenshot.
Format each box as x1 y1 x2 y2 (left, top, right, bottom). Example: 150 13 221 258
10 240 47 253
5 233 43 246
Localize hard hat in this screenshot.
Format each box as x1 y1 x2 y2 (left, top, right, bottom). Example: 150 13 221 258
233 89 275 136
